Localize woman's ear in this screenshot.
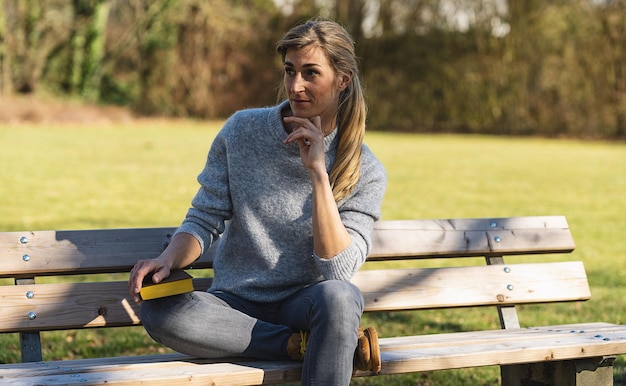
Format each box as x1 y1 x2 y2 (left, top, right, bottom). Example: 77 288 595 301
338 72 352 91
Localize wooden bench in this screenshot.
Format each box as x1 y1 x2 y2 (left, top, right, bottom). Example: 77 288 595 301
1 215 626 385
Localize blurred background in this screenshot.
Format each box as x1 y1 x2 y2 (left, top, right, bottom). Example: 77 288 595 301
1 0 624 138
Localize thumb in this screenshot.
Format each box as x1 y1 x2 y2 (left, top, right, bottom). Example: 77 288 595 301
151 267 171 284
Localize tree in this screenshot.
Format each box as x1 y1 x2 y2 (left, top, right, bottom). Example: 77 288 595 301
598 0 626 137
1 0 73 94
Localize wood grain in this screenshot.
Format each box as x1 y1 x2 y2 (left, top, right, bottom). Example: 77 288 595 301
0 216 574 277
0 262 589 332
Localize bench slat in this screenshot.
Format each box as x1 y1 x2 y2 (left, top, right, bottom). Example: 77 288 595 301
0 228 179 278
0 362 271 386
2 323 625 385
370 322 626 375
0 262 589 333
0 278 211 332
0 216 574 278
355 261 590 312
369 216 575 259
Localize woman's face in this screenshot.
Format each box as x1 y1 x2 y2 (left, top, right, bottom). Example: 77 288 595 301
283 45 349 133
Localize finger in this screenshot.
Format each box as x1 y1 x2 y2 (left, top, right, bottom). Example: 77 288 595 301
288 125 322 144
283 128 311 145
129 261 157 302
283 116 321 132
128 267 142 304
131 263 149 291
310 116 322 133
151 266 171 284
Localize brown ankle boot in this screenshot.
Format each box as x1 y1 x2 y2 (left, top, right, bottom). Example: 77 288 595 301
354 326 381 373
287 331 308 361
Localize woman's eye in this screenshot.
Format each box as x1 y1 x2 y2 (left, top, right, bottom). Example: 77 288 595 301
304 70 318 77
284 68 295 76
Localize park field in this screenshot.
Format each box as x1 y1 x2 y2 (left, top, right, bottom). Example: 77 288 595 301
1 120 625 385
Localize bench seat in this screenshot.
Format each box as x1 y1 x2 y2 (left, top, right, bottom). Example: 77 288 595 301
2 323 625 385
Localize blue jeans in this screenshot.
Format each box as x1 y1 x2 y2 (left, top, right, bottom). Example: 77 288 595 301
140 280 364 385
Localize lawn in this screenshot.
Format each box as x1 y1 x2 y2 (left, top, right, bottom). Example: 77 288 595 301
1 120 625 385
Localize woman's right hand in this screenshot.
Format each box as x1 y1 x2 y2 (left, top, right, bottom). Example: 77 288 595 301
128 258 171 305
283 115 326 173
128 232 202 304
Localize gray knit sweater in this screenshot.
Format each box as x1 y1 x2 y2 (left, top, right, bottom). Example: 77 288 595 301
176 101 387 303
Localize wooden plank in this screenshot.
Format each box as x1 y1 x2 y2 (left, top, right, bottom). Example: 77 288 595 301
375 322 622 349
369 216 575 259
0 362 270 386
0 278 212 332
0 355 302 385
0 362 303 386
0 353 192 376
0 216 574 278
0 263 589 333
0 228 179 277
1 323 625 385
354 262 590 312
365 323 626 375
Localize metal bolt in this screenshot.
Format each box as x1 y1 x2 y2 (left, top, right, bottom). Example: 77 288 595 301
20 236 29 244
494 236 501 243
503 267 511 273
25 291 35 299
507 284 514 291
27 311 37 320
22 254 31 262
490 222 497 228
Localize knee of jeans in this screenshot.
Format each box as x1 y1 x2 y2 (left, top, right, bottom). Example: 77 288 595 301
139 298 175 341
316 280 364 313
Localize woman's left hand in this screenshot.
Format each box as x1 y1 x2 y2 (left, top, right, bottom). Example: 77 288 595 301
283 116 326 172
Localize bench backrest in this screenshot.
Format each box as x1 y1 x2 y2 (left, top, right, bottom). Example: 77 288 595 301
0 215 587 362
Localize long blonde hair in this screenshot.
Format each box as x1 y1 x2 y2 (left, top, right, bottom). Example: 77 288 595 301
277 19 366 203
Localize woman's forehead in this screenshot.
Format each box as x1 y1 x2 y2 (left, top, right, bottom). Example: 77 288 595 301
284 45 329 66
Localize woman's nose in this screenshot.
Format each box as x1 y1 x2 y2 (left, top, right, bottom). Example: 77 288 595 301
290 73 305 93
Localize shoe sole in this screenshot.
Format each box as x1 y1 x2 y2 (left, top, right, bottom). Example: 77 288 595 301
364 327 381 373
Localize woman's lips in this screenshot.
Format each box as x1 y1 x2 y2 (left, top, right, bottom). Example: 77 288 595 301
291 99 309 106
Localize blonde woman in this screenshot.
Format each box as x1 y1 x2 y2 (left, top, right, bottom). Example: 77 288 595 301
129 19 386 385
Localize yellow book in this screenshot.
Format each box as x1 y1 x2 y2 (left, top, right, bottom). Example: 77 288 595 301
140 270 194 300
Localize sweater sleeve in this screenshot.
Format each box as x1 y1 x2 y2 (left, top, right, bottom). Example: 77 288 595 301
312 147 387 281
174 123 234 253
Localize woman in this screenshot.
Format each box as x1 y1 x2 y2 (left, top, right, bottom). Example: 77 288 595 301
128 19 386 385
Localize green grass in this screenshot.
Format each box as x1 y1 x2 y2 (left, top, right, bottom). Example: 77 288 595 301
1 122 625 384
